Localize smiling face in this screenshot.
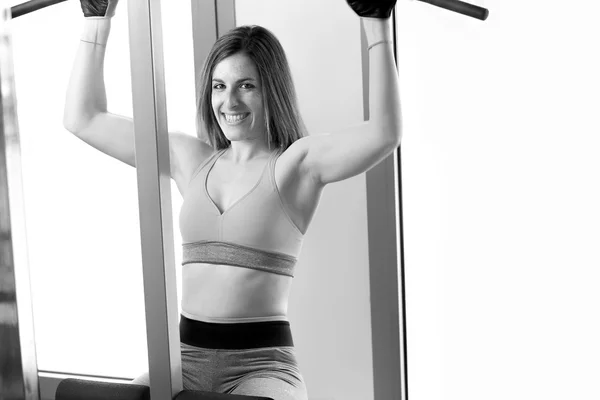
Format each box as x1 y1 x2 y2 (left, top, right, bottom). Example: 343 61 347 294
211 52 266 144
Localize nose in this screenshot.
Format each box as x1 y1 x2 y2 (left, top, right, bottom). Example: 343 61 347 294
224 89 240 110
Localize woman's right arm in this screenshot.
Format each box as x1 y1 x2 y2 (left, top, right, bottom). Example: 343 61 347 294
62 9 211 195
63 17 139 167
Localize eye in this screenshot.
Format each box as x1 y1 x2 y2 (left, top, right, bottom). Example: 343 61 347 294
240 83 255 89
213 83 225 90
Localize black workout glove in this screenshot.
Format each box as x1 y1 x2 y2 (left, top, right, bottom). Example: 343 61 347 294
80 0 118 18
345 0 397 19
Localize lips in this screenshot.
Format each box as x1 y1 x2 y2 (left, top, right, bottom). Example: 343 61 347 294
222 112 250 124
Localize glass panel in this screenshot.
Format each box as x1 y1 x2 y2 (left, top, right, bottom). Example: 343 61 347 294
10 2 151 379
397 1 600 399
159 0 194 313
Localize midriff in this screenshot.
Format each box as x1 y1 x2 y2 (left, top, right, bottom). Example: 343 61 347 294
181 262 293 323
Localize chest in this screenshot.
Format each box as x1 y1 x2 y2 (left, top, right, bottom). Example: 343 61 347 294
206 151 323 235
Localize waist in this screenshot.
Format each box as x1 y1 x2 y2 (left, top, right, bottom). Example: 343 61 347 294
179 314 294 349
182 262 291 319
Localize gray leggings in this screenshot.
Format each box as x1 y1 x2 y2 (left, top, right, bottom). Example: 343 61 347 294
131 316 308 400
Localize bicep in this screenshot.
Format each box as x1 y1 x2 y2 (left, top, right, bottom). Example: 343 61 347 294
302 122 400 186
70 114 210 194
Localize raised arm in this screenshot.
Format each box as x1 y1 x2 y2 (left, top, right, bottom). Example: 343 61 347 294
294 0 402 186
62 1 140 166
362 16 402 144
63 0 210 196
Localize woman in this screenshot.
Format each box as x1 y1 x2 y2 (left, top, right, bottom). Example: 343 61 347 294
63 0 401 399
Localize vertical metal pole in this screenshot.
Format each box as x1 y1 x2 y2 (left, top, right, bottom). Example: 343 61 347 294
127 0 182 398
190 0 217 143
390 8 409 399
0 4 40 400
362 6 408 400
190 0 235 143
215 0 236 38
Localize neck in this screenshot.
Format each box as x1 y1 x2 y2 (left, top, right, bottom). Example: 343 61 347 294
225 141 274 164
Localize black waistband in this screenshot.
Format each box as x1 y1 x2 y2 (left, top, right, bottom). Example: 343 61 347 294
179 315 294 350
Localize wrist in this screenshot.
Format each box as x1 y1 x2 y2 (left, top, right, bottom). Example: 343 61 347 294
80 17 112 46
361 17 393 46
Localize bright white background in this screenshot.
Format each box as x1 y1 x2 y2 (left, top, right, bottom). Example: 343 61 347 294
397 0 600 399
8 0 600 399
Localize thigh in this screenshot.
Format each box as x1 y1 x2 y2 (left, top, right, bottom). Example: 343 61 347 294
129 342 217 391
230 376 308 400
217 346 308 400
180 342 217 391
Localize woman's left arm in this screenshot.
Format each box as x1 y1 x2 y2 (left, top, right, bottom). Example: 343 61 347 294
295 15 402 187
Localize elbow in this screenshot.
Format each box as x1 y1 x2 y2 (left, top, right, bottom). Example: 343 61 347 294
63 110 96 135
391 122 402 146
62 117 77 134
62 109 81 134
390 113 403 145
372 116 402 147
63 98 103 134
395 127 403 146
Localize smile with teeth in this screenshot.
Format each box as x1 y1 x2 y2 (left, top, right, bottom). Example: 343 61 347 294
223 113 250 124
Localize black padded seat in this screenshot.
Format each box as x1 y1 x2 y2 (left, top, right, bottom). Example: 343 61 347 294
55 378 273 400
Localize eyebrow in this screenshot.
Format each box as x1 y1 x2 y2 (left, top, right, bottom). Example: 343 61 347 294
211 77 257 83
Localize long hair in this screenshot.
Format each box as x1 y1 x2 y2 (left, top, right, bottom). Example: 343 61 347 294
196 25 307 151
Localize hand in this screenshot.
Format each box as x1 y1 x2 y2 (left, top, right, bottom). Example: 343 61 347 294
345 0 397 19
80 0 119 18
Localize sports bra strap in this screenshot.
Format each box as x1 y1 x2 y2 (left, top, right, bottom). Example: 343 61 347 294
187 148 227 187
